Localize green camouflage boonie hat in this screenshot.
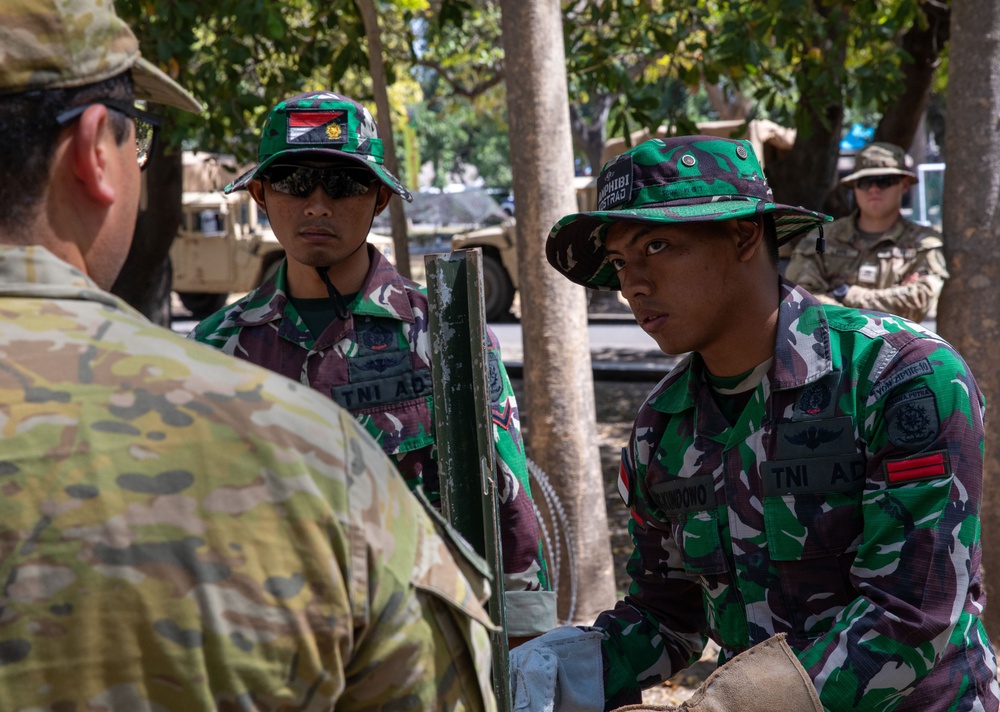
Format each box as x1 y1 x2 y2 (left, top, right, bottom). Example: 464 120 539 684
0 0 201 112
546 136 831 290
225 91 412 201
840 142 917 186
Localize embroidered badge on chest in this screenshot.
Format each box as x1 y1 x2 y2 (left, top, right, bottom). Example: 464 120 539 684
357 321 396 353
793 371 841 420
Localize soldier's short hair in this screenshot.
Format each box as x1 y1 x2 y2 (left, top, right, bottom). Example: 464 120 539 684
0 74 133 236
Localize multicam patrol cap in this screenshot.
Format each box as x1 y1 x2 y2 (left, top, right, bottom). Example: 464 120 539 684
840 142 918 186
0 0 201 113
225 91 412 201
546 136 831 290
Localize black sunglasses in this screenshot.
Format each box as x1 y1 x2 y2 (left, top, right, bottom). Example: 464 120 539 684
855 175 903 191
263 164 376 200
55 99 160 170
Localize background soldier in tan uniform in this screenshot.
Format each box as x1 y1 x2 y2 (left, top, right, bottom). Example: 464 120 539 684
0 1 496 709
786 142 948 322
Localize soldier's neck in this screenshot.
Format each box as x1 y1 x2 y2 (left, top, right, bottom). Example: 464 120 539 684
856 211 900 235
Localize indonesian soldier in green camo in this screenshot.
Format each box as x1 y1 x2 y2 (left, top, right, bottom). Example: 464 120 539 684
189 91 556 643
786 142 949 322
0 1 497 709
507 136 999 712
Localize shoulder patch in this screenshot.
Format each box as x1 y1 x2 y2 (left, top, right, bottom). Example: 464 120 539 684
886 386 939 450
487 350 504 403
618 447 633 508
868 359 933 404
883 450 950 486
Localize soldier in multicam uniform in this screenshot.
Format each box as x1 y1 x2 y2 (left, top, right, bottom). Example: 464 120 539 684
508 136 999 712
786 142 949 322
190 91 556 642
0 2 497 709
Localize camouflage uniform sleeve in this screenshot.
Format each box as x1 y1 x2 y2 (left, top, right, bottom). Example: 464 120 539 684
336 409 499 710
485 327 557 637
592 426 709 707
842 236 949 321
799 340 987 710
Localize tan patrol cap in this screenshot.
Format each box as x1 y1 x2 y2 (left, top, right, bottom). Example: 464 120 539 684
840 142 918 186
0 0 201 113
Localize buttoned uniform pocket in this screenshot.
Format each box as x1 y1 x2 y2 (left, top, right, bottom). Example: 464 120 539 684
671 509 729 577
762 487 864 639
352 394 435 456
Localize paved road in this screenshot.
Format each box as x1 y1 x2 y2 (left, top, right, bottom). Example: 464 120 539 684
172 313 938 383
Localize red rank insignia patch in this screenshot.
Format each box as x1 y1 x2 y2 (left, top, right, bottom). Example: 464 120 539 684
287 110 347 145
884 450 950 485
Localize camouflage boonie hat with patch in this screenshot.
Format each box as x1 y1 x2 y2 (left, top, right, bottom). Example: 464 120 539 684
546 136 831 290
226 91 412 201
0 0 201 113
840 142 917 186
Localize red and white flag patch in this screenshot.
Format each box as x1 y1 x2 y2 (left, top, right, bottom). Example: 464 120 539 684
884 450 950 485
618 447 634 508
287 110 347 145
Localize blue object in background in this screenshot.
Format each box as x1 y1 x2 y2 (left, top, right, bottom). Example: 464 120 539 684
841 123 875 151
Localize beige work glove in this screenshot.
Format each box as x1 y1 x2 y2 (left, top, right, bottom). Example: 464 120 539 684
613 634 823 712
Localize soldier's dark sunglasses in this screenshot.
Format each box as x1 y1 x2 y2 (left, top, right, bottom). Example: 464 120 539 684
855 175 902 191
55 99 160 170
263 164 376 200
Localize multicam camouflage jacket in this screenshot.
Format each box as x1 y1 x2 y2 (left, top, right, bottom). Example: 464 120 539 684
596 278 999 711
786 212 949 322
191 246 556 636
0 245 497 711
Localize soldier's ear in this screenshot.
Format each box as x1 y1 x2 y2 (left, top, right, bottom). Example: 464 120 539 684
372 184 391 216
247 179 267 212
734 219 765 262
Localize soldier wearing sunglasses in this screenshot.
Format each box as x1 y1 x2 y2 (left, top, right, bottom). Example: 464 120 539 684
787 142 949 322
191 92 556 644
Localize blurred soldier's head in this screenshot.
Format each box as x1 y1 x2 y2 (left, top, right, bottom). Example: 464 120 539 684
840 142 917 223
0 0 200 286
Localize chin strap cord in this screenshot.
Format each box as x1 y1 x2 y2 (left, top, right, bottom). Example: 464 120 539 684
815 224 826 254
316 266 350 320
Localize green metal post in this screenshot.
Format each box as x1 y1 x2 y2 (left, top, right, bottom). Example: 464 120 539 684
426 248 511 711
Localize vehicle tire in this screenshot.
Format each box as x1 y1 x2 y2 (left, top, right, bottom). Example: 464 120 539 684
482 252 515 322
178 291 228 318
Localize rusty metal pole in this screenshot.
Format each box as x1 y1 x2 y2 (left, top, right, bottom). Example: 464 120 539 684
426 248 511 711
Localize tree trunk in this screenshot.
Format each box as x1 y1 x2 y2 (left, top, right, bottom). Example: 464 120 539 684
766 3 849 224
938 0 1000 648
874 0 950 151
569 96 613 176
357 0 411 279
498 0 616 624
111 144 182 326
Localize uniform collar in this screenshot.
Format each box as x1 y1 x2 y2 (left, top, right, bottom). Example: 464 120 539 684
651 277 833 414
845 209 907 244
234 244 416 329
0 245 140 314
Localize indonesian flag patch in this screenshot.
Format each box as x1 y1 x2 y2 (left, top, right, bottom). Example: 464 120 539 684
287 110 348 145
618 447 634 507
884 450 950 486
